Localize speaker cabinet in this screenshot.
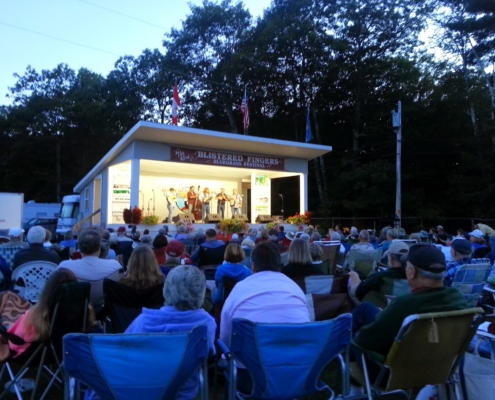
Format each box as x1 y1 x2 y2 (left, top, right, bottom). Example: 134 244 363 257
173 214 193 224
256 214 273 223
204 213 221 223
271 215 284 223
233 214 249 222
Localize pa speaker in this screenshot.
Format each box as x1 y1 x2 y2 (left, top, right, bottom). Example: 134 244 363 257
173 213 193 224
256 214 273 223
233 214 249 222
204 213 221 223
271 215 283 223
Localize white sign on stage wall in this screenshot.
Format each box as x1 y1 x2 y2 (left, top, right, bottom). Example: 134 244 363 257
111 163 131 224
251 174 270 223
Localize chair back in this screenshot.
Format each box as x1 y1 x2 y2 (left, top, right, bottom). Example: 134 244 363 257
384 308 484 391
292 275 345 295
0 246 24 269
451 262 492 307
63 326 209 400
472 247 491 258
380 277 411 297
49 281 91 357
346 248 382 277
198 245 225 267
153 248 166 265
320 245 340 274
103 279 165 333
11 261 57 302
78 268 124 312
229 314 352 399
179 239 197 255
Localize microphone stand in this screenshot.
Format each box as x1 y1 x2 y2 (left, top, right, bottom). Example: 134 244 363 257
152 189 155 215
279 194 284 221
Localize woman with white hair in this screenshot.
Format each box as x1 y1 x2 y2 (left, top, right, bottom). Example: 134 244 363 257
114 266 215 399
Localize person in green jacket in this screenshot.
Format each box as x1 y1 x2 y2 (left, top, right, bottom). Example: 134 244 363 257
353 243 468 356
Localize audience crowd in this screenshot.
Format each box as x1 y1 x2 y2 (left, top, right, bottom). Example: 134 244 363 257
0 220 495 397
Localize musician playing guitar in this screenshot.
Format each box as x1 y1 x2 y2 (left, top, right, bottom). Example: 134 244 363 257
165 188 177 223
230 189 243 216
216 188 228 219
187 186 198 214
199 187 212 221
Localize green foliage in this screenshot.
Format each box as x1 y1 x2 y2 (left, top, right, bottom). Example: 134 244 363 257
142 215 159 225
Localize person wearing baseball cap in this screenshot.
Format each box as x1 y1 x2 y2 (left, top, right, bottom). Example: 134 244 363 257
349 241 410 308
443 238 488 287
354 243 468 356
0 227 27 248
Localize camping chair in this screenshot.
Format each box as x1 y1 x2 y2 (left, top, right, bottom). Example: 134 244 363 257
472 247 491 259
0 246 24 270
321 244 340 275
353 308 484 400
77 268 124 313
451 262 492 307
180 239 197 255
345 249 383 278
63 325 210 400
11 261 57 302
0 281 90 400
102 279 165 333
218 314 352 400
198 245 225 268
212 277 238 324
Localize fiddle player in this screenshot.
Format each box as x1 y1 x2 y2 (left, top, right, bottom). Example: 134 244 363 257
216 188 228 219
165 188 177 223
187 186 198 214
199 188 212 221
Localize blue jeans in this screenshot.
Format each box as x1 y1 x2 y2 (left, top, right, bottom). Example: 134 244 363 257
217 203 225 219
202 203 210 221
351 302 381 335
167 204 174 223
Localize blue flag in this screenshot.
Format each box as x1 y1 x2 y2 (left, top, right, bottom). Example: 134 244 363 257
305 105 312 142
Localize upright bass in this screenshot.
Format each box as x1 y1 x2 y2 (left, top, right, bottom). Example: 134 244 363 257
193 184 202 221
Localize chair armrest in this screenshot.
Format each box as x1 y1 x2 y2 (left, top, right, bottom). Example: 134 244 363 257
351 341 385 363
217 339 231 359
0 325 26 345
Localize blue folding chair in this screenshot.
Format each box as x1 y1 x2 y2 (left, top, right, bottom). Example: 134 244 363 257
218 314 352 399
63 325 210 400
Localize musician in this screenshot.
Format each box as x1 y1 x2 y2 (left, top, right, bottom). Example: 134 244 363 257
230 189 242 216
165 188 177 223
216 188 228 219
187 186 198 214
199 188 212 221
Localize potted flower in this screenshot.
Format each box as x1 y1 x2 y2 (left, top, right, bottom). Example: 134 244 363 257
142 215 159 225
123 206 143 224
219 218 249 234
286 211 311 225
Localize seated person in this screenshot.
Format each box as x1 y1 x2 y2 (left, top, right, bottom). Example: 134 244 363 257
348 241 410 307
443 238 489 287
12 226 61 270
469 229 488 252
119 246 164 290
175 225 189 241
212 243 252 304
349 230 375 255
86 265 216 400
436 233 453 261
58 229 122 309
229 233 242 245
353 243 468 357
9 269 95 358
310 232 321 242
282 238 324 278
276 226 286 243
160 240 185 275
255 229 269 244
190 229 225 266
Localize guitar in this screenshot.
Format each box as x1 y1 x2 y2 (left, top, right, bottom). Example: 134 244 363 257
202 192 216 204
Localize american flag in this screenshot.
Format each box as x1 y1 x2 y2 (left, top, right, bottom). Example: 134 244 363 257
240 87 249 130
172 83 180 126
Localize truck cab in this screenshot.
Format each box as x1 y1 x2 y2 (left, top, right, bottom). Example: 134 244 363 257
56 194 81 240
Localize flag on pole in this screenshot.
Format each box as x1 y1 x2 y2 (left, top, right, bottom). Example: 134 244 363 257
305 105 312 142
172 83 180 126
240 87 249 133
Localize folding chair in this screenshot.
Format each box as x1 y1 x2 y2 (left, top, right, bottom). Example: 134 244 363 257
0 246 24 270
63 326 210 400
198 245 225 267
180 239 197 256
0 281 90 400
451 262 492 307
353 308 484 400
77 268 124 313
11 261 57 302
102 279 165 333
218 314 352 399
345 249 383 278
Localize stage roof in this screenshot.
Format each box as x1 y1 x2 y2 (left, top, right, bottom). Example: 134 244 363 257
74 121 332 192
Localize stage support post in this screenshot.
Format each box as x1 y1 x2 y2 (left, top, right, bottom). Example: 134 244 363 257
130 159 141 214
299 173 307 216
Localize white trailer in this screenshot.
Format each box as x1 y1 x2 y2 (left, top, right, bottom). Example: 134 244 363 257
0 193 24 235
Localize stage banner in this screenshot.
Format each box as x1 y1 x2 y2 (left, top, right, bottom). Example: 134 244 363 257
171 147 284 171
110 163 131 224
251 174 271 224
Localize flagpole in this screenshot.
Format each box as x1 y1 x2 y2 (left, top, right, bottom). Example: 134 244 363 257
244 85 248 136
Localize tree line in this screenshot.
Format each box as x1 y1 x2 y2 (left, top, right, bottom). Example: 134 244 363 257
0 0 494 224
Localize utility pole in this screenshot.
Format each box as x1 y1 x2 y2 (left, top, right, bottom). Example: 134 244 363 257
392 101 402 229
